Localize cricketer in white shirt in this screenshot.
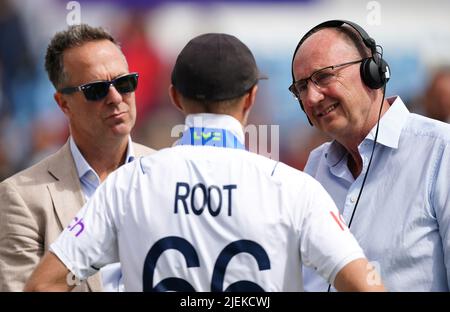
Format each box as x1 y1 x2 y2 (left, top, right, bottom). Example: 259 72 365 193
49 113 366 291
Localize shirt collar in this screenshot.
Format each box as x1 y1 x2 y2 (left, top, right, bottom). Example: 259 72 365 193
184 113 245 144
69 136 135 180
125 136 135 163
325 96 409 167
325 140 348 168
365 96 409 149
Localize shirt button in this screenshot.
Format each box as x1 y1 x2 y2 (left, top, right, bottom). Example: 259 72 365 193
350 197 356 203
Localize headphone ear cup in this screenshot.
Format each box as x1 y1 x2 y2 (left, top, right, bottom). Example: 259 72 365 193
360 57 384 89
379 58 390 84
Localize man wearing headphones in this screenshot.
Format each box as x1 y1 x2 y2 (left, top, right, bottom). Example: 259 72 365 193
290 20 450 291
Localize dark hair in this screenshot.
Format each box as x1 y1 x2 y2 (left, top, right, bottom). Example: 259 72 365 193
45 24 117 89
181 93 246 115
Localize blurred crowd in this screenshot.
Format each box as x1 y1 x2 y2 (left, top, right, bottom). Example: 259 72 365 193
1 0 450 181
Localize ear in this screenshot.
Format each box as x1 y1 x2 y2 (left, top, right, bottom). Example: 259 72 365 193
54 92 71 116
168 85 184 113
242 85 258 123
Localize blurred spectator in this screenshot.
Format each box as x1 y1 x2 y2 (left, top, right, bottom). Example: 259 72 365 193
0 0 45 181
119 11 164 129
0 0 37 119
423 67 450 123
24 114 68 168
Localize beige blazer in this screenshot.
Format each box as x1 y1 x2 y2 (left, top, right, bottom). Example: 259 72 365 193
0 140 155 291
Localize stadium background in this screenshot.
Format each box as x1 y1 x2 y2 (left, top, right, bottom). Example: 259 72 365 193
1 0 449 180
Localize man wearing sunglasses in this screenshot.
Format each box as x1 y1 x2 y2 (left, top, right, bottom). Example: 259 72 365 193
291 20 450 291
0 24 155 291
25 33 384 292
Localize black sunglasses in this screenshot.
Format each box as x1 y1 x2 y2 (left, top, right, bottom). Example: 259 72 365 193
59 73 139 101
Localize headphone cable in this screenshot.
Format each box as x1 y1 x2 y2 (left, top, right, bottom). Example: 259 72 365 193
348 46 386 228
326 77 387 293
347 86 386 228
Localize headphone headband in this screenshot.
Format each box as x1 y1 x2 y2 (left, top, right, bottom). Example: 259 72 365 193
302 20 376 52
291 20 378 83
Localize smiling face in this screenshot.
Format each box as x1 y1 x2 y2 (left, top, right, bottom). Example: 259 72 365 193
56 39 136 148
292 28 379 142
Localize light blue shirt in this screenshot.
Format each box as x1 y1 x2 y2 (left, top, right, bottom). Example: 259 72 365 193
303 96 450 291
70 136 134 292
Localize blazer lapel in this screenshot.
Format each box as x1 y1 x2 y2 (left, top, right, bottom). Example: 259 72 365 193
47 142 85 229
46 141 103 292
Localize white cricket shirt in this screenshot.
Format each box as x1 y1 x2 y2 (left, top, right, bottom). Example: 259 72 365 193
51 113 364 291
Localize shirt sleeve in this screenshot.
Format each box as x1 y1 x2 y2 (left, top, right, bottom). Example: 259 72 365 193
50 171 122 281
431 142 450 287
297 175 365 285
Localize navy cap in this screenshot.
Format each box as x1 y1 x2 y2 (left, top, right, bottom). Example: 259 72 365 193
171 33 266 101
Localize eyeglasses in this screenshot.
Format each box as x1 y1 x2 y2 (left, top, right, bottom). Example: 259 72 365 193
59 72 139 101
288 59 365 99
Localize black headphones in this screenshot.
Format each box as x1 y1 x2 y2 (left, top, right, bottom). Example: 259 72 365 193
290 20 390 120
